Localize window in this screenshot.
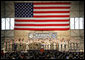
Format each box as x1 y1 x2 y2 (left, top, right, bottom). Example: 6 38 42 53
1 18 6 30
70 17 84 29
6 18 10 30
10 18 15 30
1 18 15 30
80 18 84 29
1 17 84 30
70 18 75 29
75 18 79 29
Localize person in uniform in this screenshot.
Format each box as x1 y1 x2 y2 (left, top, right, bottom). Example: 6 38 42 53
14 42 17 51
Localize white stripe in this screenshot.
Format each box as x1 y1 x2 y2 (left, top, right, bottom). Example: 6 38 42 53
15 22 69 24
15 18 69 20
15 26 69 28
34 9 70 11
34 13 69 15
34 5 70 7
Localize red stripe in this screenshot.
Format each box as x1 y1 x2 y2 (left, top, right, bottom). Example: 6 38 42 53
33 15 69 17
14 28 70 30
15 20 69 22
33 11 70 13
34 7 70 9
15 24 69 26
33 3 70 5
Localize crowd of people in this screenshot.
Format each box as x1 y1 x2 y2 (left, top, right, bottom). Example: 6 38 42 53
1 50 84 59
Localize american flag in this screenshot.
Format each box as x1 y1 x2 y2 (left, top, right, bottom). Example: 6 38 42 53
14 2 71 30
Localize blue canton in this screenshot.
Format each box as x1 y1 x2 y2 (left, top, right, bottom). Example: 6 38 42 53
15 3 33 17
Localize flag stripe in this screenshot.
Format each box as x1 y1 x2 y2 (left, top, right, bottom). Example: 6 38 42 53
34 9 70 11
15 26 69 28
14 28 70 30
34 5 70 7
33 15 70 17
33 11 70 13
15 22 69 24
15 24 69 26
34 7 70 9
34 13 69 15
33 3 71 5
15 19 69 22
15 18 69 20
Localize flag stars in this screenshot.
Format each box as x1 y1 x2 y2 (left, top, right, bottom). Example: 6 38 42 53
15 3 33 17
